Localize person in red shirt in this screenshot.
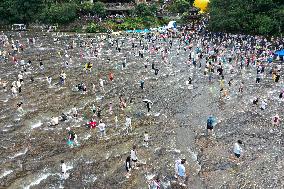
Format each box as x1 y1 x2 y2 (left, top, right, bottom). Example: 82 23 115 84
109 72 114 81
87 118 97 129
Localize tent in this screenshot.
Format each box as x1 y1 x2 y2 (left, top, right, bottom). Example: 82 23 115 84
166 21 177 29
125 29 150 33
274 49 284 61
275 49 284 57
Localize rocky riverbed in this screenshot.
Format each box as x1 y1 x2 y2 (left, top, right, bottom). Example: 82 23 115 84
0 31 283 189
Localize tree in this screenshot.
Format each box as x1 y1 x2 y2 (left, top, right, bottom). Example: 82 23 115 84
40 3 78 24
92 2 106 17
80 1 94 15
134 3 156 17
208 0 284 36
168 0 190 14
0 0 44 24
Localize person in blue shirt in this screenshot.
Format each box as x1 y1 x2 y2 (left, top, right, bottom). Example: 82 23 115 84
177 159 186 187
207 116 216 137
140 80 144 90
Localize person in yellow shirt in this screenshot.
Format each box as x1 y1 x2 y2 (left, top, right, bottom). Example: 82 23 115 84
85 62 93 72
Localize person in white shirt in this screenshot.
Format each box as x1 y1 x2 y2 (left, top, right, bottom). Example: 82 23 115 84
61 160 67 179
130 145 138 169
99 78 104 92
125 115 132 134
260 99 267 110
115 115 119 129
98 120 106 138
47 76 52 86
72 106 78 118
92 83 96 93
60 71 66 85
233 140 243 160
144 131 149 147
174 159 181 179
11 85 17 97
51 116 59 126
2 80 7 91
16 80 21 93
18 73 23 83
17 102 24 113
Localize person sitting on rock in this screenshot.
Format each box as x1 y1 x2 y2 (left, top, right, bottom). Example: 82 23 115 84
252 97 259 106
16 101 22 110
76 83 83 91
233 140 243 162
60 113 68 122
72 105 78 118
87 118 97 129
82 83 87 94
148 176 161 189
272 114 280 126
50 116 59 126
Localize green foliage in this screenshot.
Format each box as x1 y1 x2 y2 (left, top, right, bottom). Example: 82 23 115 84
86 23 108 33
208 0 284 36
106 16 169 31
179 12 189 24
149 4 158 16
168 0 191 14
0 0 44 24
0 0 106 25
92 2 106 17
99 0 133 2
78 1 106 17
40 3 77 24
134 3 157 17
80 1 94 14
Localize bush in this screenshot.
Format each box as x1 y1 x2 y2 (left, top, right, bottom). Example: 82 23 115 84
86 23 108 33
105 16 169 31
40 3 78 24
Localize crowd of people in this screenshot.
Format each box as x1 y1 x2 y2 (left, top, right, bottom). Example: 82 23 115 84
0 19 283 187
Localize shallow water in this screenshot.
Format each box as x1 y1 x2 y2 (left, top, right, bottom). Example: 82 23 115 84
0 170 13 179
0 31 283 188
